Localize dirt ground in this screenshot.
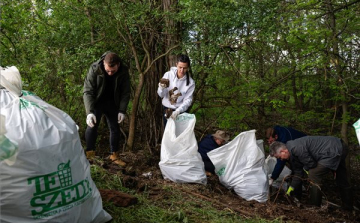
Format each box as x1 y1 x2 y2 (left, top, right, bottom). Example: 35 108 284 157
96 146 360 223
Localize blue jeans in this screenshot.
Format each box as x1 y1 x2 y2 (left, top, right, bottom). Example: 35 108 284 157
85 105 119 153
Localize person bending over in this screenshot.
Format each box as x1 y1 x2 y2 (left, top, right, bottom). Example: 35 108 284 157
198 130 230 176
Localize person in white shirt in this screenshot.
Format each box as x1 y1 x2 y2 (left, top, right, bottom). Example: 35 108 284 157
157 55 195 126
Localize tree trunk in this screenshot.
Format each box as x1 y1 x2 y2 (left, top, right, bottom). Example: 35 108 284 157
324 0 350 180
163 0 180 67
127 72 145 150
126 0 179 152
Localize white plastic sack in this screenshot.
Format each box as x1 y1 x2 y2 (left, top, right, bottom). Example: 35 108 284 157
256 139 265 156
0 66 22 96
264 155 291 190
208 130 268 202
0 73 111 222
159 113 207 185
0 114 18 164
354 119 360 145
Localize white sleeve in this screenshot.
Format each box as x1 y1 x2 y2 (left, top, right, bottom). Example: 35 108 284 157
175 82 195 113
157 72 170 98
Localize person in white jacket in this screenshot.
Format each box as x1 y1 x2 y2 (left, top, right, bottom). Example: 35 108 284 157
157 55 195 126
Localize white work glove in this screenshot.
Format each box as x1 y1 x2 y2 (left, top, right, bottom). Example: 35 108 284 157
86 113 96 128
269 178 274 186
171 110 180 120
118 112 125 123
158 82 167 89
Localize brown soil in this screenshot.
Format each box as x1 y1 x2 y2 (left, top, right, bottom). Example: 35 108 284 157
99 189 138 207
96 148 360 223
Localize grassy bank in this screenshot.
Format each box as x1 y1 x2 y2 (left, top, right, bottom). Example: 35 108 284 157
91 164 283 223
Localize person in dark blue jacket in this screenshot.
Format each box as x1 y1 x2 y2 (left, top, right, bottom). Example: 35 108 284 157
265 126 307 185
198 130 230 175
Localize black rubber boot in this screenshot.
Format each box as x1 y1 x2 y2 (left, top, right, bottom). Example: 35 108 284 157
340 187 353 211
309 186 322 207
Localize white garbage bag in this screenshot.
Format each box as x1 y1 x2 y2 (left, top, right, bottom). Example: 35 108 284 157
0 114 18 165
256 139 265 156
0 67 111 223
354 119 360 145
159 113 207 185
264 155 291 190
208 130 268 202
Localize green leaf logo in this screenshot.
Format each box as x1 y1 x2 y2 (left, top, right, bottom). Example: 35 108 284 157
216 167 226 176
19 98 45 111
353 119 360 130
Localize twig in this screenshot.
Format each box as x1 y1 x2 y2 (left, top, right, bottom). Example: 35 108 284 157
271 175 328 205
119 124 127 153
183 189 255 218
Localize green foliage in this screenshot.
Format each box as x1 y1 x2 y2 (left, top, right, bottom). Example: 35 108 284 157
1 0 359 144
1 0 359 220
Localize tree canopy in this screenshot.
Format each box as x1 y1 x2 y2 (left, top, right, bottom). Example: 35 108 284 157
1 0 359 151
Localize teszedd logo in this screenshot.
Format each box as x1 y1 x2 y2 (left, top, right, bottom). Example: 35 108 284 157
27 161 92 219
216 167 226 176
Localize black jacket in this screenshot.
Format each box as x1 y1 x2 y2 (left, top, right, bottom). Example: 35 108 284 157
83 52 131 114
287 136 343 189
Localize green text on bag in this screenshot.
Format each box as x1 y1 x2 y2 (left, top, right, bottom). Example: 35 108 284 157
27 160 92 219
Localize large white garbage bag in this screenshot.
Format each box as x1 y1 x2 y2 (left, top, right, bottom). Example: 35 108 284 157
256 139 265 156
264 155 291 190
208 130 268 202
0 67 111 223
354 119 360 145
159 113 207 185
0 114 18 164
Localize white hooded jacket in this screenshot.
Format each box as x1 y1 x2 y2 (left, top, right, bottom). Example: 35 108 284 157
157 67 195 113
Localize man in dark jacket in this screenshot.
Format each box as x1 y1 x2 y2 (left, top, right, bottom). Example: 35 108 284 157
269 136 353 210
265 126 307 185
198 130 230 176
83 52 130 166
